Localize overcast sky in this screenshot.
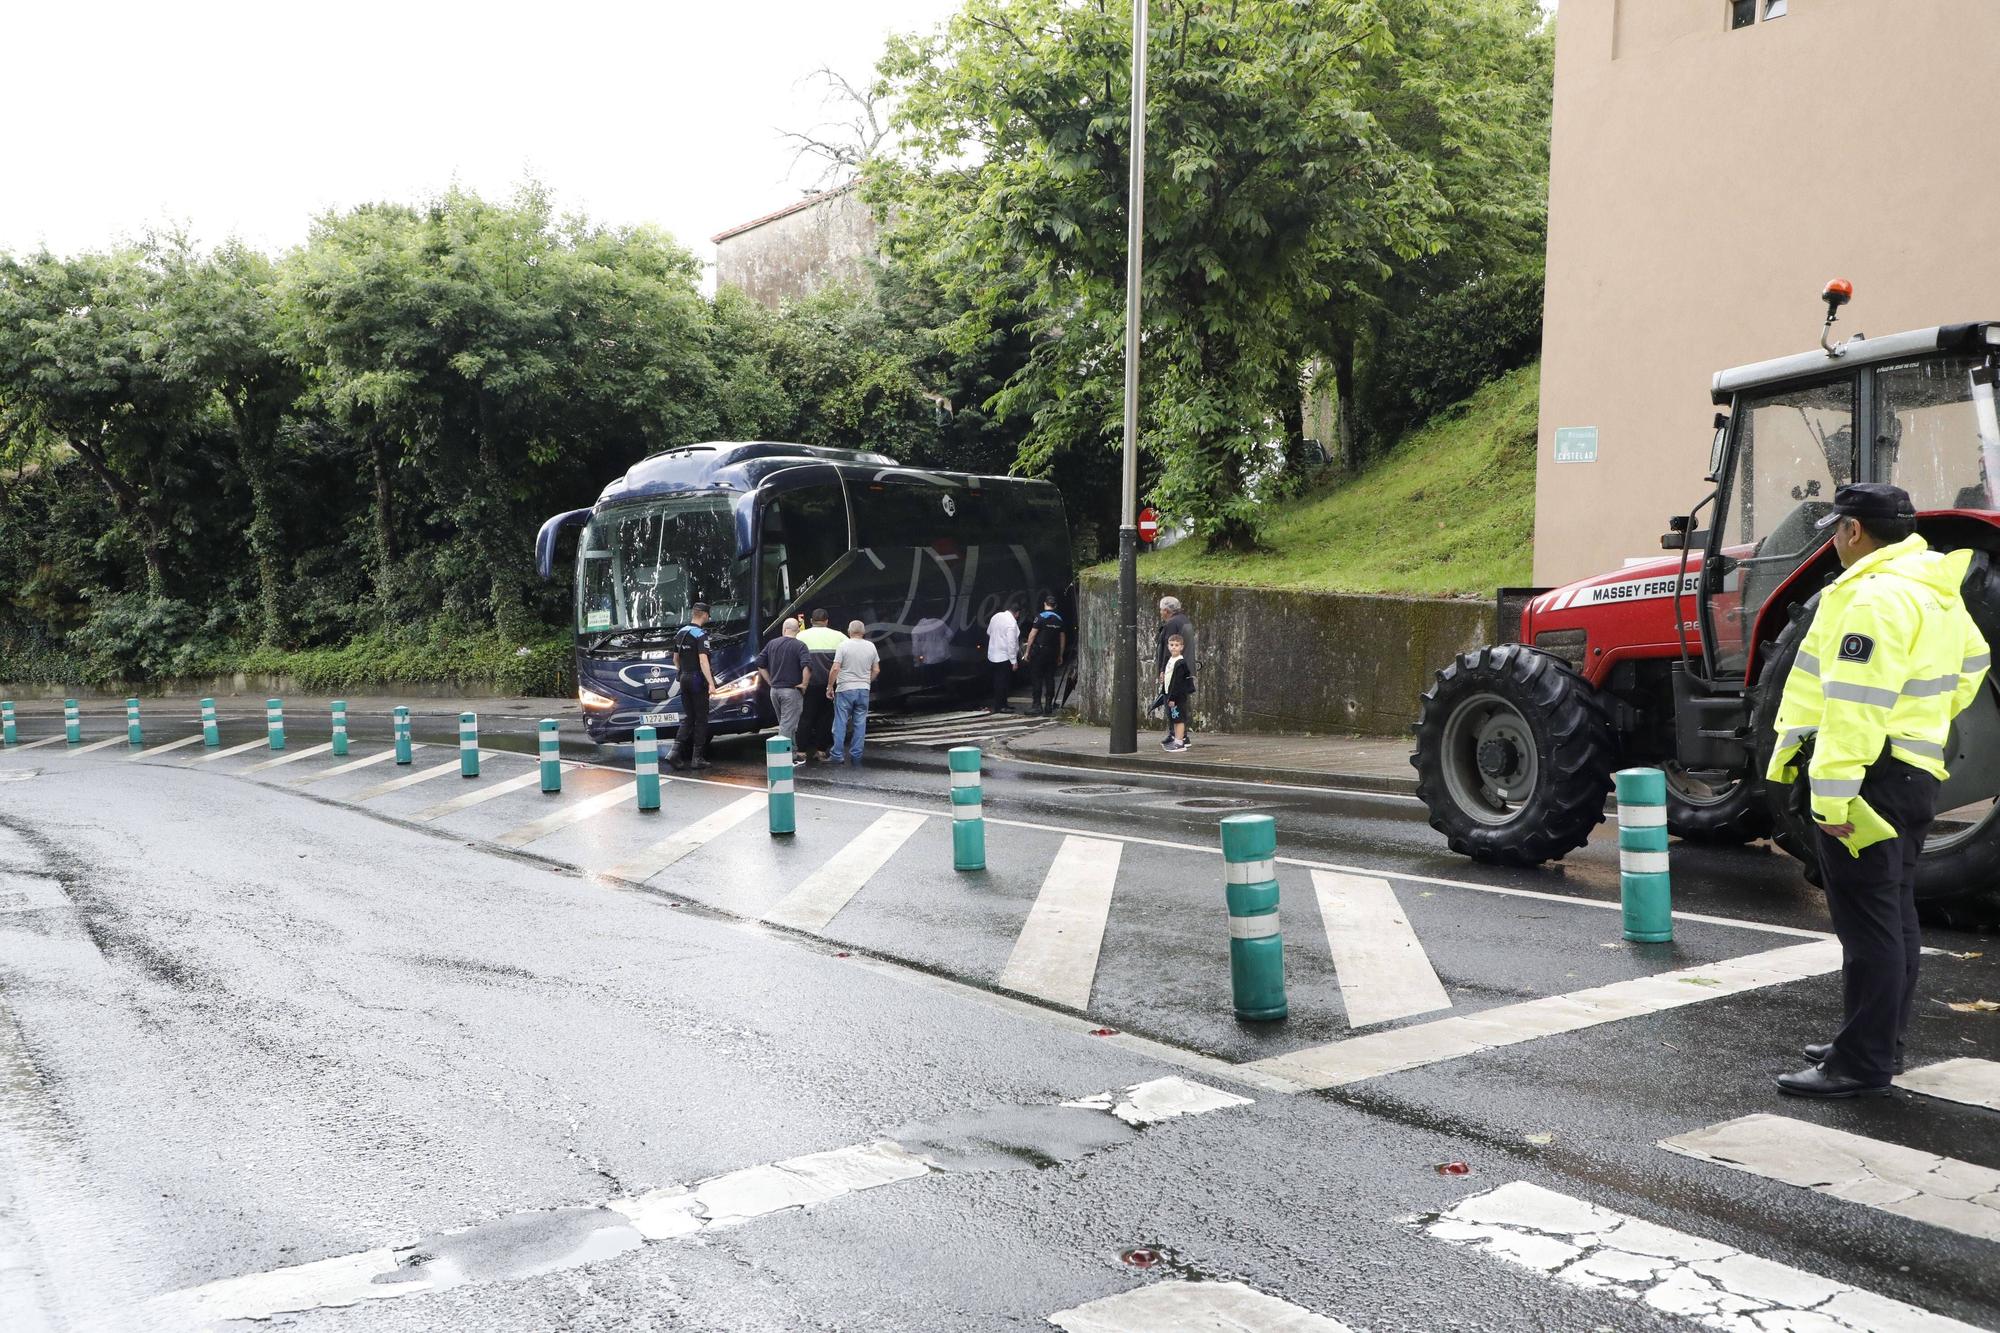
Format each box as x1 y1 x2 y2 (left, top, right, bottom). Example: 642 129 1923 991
2 0 962 270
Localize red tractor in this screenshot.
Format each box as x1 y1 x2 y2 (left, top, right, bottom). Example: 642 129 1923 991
1412 286 2000 928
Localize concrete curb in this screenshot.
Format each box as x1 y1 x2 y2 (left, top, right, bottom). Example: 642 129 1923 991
1000 734 1420 797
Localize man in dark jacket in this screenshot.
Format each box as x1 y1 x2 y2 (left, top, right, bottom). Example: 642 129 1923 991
1154 595 1195 745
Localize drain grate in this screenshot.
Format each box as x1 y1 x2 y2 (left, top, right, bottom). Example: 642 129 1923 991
1174 797 1256 810
1059 784 1139 795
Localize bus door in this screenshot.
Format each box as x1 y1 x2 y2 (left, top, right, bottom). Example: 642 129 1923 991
753 470 852 639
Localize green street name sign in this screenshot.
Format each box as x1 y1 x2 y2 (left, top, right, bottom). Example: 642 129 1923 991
1554 426 1598 464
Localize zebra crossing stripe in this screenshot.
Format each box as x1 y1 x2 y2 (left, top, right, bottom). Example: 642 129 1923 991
998 835 1122 1011
1310 870 1450 1029
190 737 272 765
1895 1057 2000 1112
1660 1113 2000 1243
351 759 465 802
494 782 638 848
1420 1180 1985 1332
66 735 130 755
596 793 764 884
244 742 333 774
1243 939 1841 1091
410 768 551 823
5 735 67 752
129 733 205 760
762 809 928 933
1049 1281 1352 1332
291 747 411 786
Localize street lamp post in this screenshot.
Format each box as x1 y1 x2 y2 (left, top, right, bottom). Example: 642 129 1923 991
1109 0 1148 756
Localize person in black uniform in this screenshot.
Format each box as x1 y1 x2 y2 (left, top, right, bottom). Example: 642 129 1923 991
668 603 716 771
1024 594 1068 716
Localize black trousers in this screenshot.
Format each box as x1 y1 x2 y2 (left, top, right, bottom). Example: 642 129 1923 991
799 666 832 753
1029 657 1059 713
990 660 1015 710
1811 756 1940 1085
671 685 710 765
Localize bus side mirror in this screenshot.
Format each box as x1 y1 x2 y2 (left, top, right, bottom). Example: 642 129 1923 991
536 508 592 580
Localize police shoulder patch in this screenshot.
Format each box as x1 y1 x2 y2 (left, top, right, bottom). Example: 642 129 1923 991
1839 632 1875 663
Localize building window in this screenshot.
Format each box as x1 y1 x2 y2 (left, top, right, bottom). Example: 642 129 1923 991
1764 0 1787 17
1731 0 1756 28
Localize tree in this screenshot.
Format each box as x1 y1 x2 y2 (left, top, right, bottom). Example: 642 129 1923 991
780 67 896 191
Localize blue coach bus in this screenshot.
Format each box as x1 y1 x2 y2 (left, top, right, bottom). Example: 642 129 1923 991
536 442 1075 743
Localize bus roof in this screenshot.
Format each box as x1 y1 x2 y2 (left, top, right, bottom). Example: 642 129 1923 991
596 441 1054 507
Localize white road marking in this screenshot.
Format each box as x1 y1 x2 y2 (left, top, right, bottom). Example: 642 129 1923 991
596 793 764 882
496 782 640 848
65 735 131 755
1660 1113 2000 1243
291 746 414 786
1000 750 1431 804
144 1077 1247 1326
998 835 1123 1010
128 733 204 760
351 759 467 802
1244 940 1842 1091
761 809 929 932
410 768 559 823
3 736 67 753
243 742 333 773
1049 1280 1353 1332
1311 869 1451 1029
1896 1057 2000 1112
1421 1180 1984 1332
188 737 270 765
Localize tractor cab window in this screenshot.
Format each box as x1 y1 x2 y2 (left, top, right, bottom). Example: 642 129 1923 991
1711 376 1857 676
1875 356 2000 513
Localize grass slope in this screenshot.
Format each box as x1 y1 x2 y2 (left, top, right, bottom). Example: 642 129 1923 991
1129 361 1538 597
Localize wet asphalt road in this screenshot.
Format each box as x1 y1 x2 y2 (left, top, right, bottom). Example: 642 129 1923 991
0 708 1995 1332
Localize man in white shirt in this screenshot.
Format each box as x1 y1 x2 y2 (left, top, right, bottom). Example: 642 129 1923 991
827 620 882 766
985 599 1024 713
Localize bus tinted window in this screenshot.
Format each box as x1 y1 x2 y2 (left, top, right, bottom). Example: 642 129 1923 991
759 482 849 625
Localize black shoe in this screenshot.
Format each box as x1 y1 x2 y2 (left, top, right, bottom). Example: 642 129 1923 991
691 758 711 771
1802 1043 1905 1074
666 756 689 772
1776 1065 1892 1099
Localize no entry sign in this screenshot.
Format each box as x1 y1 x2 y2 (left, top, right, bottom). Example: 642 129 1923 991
1137 508 1159 544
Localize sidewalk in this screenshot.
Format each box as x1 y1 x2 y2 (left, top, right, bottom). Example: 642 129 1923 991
1003 722 1418 795
0 692 572 720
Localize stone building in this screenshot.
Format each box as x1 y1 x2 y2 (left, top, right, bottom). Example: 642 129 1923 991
711 183 878 309
1535 0 2000 584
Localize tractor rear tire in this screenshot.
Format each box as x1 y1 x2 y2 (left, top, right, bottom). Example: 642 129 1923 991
1411 644 1618 866
1751 559 2000 930
1664 767 1773 845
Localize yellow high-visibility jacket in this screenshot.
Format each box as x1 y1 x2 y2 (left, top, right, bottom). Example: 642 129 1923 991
1766 534 1991 853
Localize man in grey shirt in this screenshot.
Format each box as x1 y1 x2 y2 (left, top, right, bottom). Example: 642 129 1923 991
756 617 810 764
827 620 881 766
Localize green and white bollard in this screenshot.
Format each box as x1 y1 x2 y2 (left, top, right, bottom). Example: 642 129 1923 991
1614 767 1673 942
459 712 480 778
201 697 220 748
767 736 796 835
63 700 80 746
393 706 412 765
538 719 561 793
330 700 349 757
126 697 143 747
1 701 14 747
1221 814 1288 1022
948 745 985 871
266 698 286 751
633 725 661 812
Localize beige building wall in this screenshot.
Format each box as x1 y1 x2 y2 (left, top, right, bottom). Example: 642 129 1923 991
711 184 878 310
1536 0 2000 586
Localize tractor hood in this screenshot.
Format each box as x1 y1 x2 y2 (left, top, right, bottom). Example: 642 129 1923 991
1525 555 1702 624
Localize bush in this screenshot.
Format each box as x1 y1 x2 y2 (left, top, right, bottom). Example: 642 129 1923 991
234 627 575 697
1360 267 1545 450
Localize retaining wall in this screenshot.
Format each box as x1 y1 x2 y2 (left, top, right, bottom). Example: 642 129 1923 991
1077 575 1491 738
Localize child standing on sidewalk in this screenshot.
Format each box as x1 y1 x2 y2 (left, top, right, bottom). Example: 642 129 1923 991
1160 632 1193 752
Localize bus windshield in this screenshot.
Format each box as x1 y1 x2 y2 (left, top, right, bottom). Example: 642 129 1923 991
576 496 748 641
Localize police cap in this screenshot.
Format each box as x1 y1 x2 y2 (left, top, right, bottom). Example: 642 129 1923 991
1815 482 1917 529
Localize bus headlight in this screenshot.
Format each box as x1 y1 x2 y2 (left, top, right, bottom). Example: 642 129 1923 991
578 685 617 712
713 675 761 702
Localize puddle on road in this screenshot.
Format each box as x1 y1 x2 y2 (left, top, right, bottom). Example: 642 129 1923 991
888 1103 1137 1172
376 1205 644 1290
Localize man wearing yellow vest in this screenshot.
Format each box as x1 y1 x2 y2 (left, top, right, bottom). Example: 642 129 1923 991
1765 483 1991 1098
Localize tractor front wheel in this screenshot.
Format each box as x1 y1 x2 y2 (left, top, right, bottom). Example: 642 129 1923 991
1411 644 1619 866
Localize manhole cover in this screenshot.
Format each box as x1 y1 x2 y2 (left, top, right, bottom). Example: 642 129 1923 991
1175 797 1255 810
1059 784 1138 796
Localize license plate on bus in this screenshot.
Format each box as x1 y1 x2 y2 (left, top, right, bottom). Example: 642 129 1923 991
642 711 680 725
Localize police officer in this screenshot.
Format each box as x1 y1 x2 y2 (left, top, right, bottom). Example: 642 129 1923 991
1023 594 1068 716
1765 483 1990 1098
668 603 717 771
